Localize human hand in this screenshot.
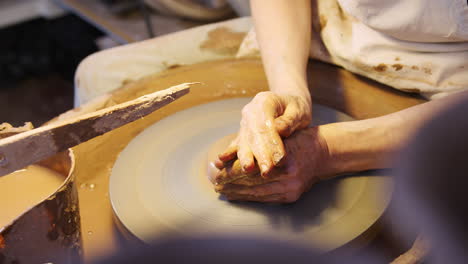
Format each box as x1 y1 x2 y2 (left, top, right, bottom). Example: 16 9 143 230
218 91 311 177
213 127 332 203
390 236 429 264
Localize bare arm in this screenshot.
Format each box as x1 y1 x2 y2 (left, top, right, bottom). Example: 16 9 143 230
218 1 313 176
322 91 468 175
214 91 468 203
251 0 312 101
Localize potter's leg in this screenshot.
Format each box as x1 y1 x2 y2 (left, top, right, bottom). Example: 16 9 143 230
74 17 253 106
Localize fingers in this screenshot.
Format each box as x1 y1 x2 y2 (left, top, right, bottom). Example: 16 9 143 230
249 118 286 178
218 137 239 162
237 125 256 172
219 128 284 178
275 101 311 138
225 193 288 203
219 93 310 178
221 182 286 202
237 181 286 196
234 96 285 177
214 159 253 185
217 180 303 203
214 159 225 170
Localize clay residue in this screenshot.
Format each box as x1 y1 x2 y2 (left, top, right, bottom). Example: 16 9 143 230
309 0 332 62
337 4 347 21
422 67 432 75
199 27 247 56
319 15 328 31
206 133 237 184
353 59 436 87
392 64 403 71
373 64 388 72
334 3 354 36
162 61 184 70
167 64 182 70
121 79 134 86
395 57 401 61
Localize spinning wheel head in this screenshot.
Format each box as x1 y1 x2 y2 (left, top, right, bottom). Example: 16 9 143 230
110 98 392 252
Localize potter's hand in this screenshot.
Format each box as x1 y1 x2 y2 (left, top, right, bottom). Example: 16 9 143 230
218 91 311 177
391 236 429 264
214 128 331 203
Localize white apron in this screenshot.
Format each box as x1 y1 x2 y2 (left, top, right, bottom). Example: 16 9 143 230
238 0 468 99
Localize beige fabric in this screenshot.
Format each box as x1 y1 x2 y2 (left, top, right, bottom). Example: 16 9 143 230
338 0 468 42
74 18 252 106
75 1 468 102
237 0 468 100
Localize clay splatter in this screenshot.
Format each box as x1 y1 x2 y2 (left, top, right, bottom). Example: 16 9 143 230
422 67 432 75
199 27 247 56
373 64 388 72
319 15 328 30
392 64 403 71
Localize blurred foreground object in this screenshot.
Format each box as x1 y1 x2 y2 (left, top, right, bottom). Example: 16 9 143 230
96 235 383 264
393 91 468 264
391 236 429 264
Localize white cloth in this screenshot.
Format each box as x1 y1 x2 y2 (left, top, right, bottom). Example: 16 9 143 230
76 0 468 104
74 18 253 106
238 0 468 99
337 0 468 42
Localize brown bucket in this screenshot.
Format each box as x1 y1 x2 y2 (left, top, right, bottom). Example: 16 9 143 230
0 150 82 264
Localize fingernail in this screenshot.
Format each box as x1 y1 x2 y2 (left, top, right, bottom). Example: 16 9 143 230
273 152 284 165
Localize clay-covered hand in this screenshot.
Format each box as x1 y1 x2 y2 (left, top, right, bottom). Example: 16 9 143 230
213 127 332 203
218 91 311 177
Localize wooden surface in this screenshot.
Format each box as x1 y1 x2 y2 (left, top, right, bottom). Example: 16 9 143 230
0 84 190 177
68 58 425 262
57 0 203 43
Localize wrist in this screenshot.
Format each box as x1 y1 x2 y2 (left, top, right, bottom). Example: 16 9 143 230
268 68 311 103
317 119 388 177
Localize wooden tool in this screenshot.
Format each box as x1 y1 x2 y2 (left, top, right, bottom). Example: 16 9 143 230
0 82 194 177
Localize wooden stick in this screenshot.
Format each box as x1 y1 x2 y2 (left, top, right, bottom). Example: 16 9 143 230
0 82 195 177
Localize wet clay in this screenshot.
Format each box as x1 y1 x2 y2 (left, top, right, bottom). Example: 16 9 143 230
206 133 237 184
0 165 64 229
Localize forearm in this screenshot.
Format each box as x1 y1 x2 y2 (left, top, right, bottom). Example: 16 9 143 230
320 91 468 174
251 0 311 102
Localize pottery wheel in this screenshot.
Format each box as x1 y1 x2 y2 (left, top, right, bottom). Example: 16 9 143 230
110 98 392 252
